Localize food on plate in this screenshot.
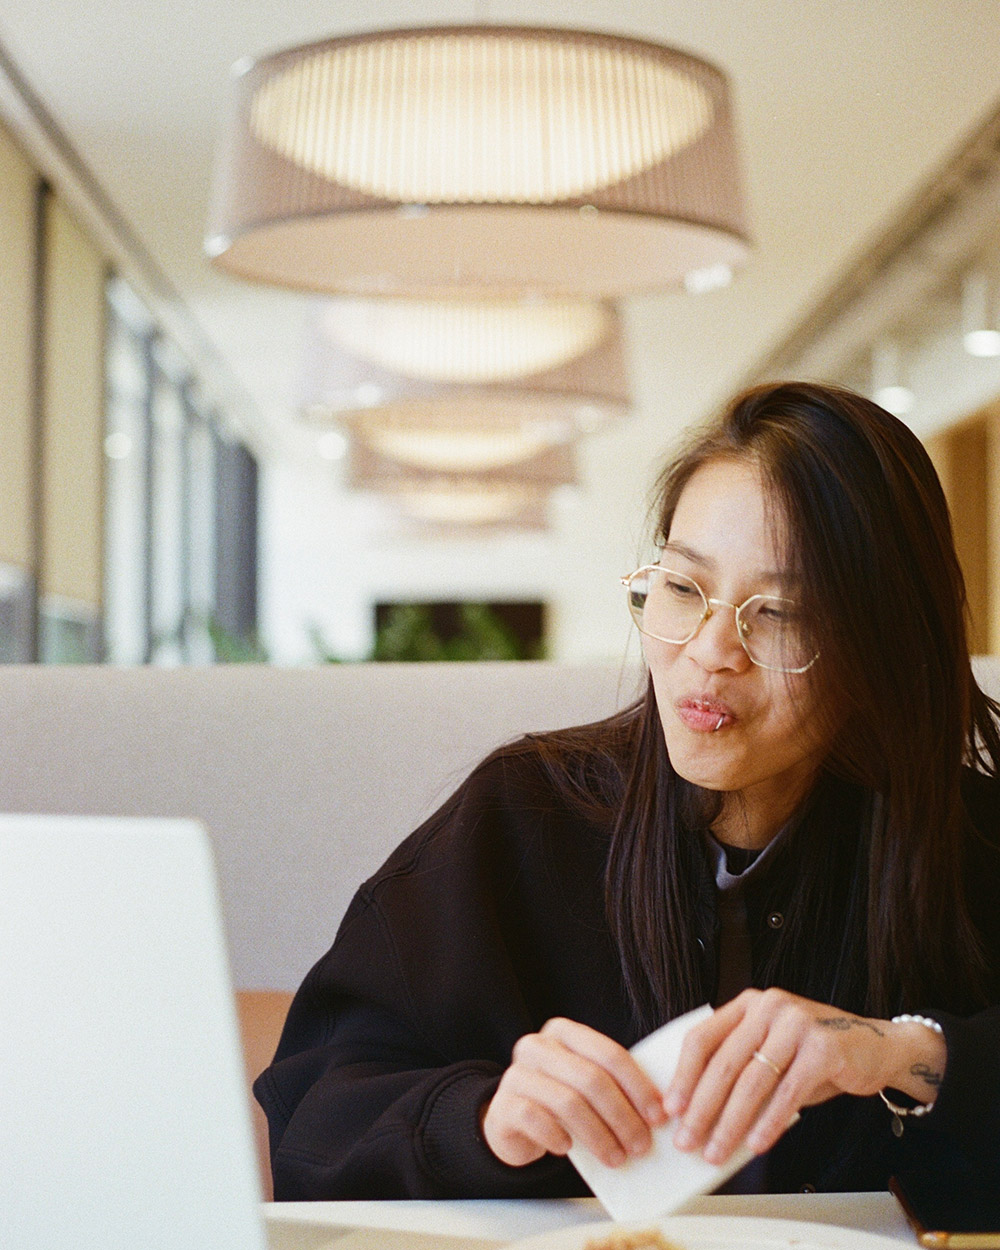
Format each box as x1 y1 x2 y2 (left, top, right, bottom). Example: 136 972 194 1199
583 1230 684 1250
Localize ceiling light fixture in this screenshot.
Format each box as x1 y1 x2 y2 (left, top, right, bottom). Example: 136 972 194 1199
388 481 551 529
871 341 914 416
207 25 749 297
319 297 614 383
961 271 1000 357
354 422 566 474
348 439 576 491
350 428 576 533
682 263 734 294
316 429 349 461
300 302 630 472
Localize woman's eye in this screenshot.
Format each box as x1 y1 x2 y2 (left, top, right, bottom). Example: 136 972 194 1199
664 578 697 596
758 601 798 623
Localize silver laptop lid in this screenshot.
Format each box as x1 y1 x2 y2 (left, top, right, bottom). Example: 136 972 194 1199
0 814 266 1250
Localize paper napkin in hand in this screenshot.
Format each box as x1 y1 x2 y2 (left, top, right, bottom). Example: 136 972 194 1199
568 1004 763 1222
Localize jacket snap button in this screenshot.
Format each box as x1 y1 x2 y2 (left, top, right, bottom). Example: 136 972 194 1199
767 912 784 929
800 1183 817 1193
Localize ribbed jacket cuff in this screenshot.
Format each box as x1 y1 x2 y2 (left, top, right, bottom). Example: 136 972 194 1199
418 1064 576 1197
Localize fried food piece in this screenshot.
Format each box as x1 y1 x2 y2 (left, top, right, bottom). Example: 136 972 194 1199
583 1230 684 1250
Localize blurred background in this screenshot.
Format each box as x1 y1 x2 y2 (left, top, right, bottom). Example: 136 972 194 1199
1 0 999 667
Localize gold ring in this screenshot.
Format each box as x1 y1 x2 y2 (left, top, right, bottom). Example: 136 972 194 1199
752 1048 784 1078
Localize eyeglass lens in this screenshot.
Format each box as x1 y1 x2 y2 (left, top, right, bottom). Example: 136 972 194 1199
626 567 813 672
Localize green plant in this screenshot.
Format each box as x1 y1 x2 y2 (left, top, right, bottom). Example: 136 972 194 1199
442 603 524 660
372 604 450 661
308 602 543 663
205 616 270 663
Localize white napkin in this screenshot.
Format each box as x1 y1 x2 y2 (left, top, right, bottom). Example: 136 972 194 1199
569 1004 768 1222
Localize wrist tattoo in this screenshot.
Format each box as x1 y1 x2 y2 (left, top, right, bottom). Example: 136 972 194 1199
817 1016 886 1038
910 1062 942 1089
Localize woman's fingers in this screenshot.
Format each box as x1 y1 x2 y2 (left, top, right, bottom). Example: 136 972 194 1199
664 993 750 1116
482 1017 667 1169
694 1025 799 1162
519 1065 635 1165
483 1086 575 1166
674 996 805 1157
742 1056 809 1156
486 997 923 1172
540 1018 668 1128
666 990 900 1165
515 1026 656 1158
745 1050 841 1155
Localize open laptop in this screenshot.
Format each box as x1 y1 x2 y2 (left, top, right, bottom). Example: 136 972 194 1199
1 814 269 1250
0 814 497 1250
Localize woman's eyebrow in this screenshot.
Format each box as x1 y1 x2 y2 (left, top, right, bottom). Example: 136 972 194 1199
661 540 793 588
661 540 714 568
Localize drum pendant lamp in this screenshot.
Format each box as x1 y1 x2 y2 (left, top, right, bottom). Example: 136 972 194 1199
206 24 750 297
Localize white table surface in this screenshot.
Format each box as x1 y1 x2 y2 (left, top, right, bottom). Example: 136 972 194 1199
264 1191 914 1248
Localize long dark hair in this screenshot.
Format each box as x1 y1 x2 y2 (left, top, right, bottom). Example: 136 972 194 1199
531 382 1000 1032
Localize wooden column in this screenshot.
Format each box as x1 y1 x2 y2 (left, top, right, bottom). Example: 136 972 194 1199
0 124 38 579
987 406 1000 654
39 193 107 628
926 415 991 656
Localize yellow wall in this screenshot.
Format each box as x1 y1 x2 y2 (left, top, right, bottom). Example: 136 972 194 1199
40 193 106 608
0 123 38 571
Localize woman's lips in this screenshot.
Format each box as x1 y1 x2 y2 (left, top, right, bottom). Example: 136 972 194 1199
676 697 737 733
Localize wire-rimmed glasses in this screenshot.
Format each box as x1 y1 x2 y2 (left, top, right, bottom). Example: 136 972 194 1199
621 565 819 674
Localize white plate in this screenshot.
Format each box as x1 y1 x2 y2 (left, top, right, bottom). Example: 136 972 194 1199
264 1211 499 1250
506 1215 906 1250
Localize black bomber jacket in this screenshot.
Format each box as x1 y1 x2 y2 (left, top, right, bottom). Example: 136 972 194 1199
256 740 1000 1201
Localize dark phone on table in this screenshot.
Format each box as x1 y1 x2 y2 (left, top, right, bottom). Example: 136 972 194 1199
890 1175 1000 1248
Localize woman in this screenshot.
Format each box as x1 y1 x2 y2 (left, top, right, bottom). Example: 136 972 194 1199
256 382 1000 1200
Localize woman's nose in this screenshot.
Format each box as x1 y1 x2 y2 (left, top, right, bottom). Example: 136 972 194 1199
683 602 752 672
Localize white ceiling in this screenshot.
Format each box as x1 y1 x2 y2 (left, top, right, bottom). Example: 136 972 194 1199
2 1 1000 466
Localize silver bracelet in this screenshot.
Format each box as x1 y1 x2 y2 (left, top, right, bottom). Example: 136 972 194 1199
878 1014 943 1137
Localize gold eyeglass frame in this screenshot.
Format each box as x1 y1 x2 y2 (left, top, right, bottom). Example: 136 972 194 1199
621 565 819 674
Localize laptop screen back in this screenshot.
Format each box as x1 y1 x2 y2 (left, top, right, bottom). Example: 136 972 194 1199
0 814 266 1250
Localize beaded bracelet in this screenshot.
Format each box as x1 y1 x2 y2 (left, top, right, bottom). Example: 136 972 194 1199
878 1014 944 1137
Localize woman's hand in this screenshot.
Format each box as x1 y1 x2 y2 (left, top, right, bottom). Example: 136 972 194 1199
664 988 948 1164
481 1017 668 1168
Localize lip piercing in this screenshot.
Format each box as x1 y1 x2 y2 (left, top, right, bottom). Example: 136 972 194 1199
712 714 725 731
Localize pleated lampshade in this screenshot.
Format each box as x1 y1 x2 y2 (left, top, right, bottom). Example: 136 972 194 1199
207 25 750 296
300 295 630 472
